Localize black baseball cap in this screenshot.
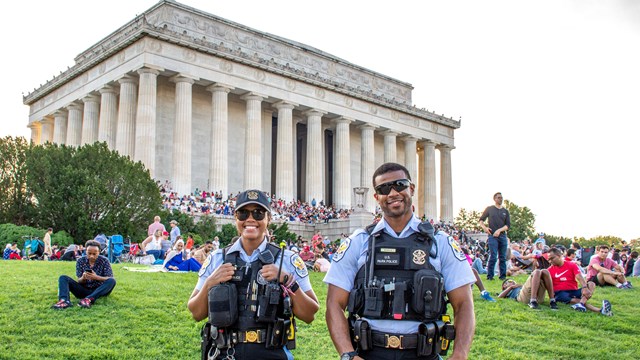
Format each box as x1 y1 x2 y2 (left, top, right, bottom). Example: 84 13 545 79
236 190 270 212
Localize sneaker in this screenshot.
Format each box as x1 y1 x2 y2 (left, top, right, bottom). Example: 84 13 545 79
622 283 632 289
52 299 72 310
571 303 587 312
600 300 613 316
481 291 496 302
626 282 633 288
528 300 540 310
78 298 92 309
549 299 558 311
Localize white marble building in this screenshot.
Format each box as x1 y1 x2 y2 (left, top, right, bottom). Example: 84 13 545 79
23 0 460 222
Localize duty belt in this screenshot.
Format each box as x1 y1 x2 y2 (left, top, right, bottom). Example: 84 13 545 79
371 331 418 349
234 329 268 344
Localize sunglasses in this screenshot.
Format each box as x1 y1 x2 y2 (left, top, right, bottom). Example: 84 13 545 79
374 179 411 195
236 208 267 221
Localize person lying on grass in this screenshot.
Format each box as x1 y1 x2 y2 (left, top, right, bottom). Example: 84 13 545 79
163 239 202 272
52 240 116 309
497 269 557 310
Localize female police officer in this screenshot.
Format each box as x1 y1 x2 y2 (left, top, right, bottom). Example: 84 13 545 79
188 189 319 359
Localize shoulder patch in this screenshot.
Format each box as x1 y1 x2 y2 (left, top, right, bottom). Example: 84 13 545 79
448 236 466 261
332 238 351 263
290 253 308 278
198 253 213 277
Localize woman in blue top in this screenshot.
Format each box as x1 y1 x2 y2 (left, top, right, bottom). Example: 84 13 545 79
163 239 202 272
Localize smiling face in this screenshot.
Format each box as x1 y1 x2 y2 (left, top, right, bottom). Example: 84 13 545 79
235 204 270 242
373 169 415 220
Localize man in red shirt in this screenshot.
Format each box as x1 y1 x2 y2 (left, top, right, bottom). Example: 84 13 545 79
547 248 612 315
587 245 631 289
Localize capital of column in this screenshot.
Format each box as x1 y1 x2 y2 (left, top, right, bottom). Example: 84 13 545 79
65 102 83 112
53 109 67 118
42 116 54 125
206 83 234 93
170 73 198 84
401 135 419 143
82 94 100 104
419 139 437 149
240 92 267 101
118 74 138 85
303 108 327 117
436 144 455 152
137 65 163 76
332 116 354 126
27 121 40 129
99 84 119 95
272 100 298 111
382 130 399 137
358 123 378 131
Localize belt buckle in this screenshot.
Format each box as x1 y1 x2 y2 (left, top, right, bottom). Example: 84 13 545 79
245 330 258 343
385 334 403 349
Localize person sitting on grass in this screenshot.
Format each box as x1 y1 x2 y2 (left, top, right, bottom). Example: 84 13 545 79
462 248 495 301
497 269 557 310
52 240 116 310
4 243 23 260
141 229 166 261
547 247 612 316
587 245 632 289
163 239 202 272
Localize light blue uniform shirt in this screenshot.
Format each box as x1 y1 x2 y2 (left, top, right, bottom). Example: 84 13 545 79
196 238 312 293
323 215 475 334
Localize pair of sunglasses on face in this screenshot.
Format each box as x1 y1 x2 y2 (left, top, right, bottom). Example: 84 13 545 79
236 208 268 221
374 179 412 195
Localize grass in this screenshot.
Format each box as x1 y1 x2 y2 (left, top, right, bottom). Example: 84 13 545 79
0 261 637 359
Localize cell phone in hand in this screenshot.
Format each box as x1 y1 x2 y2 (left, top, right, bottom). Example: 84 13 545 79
86 269 93 273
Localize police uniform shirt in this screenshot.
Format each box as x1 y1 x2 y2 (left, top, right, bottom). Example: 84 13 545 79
196 237 312 293
323 215 475 334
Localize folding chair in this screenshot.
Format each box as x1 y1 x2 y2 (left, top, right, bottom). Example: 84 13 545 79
108 235 125 263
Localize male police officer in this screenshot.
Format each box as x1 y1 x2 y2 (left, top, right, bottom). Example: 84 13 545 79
324 163 476 360
188 189 319 359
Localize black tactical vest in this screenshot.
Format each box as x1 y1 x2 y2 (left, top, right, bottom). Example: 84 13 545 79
349 222 446 322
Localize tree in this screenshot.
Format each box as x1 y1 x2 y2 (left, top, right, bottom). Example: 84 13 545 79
26 142 162 242
503 200 536 241
0 136 34 225
454 208 483 232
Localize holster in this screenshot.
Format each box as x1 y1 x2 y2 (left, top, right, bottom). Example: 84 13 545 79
266 318 290 349
439 322 455 355
353 318 372 351
417 322 436 357
213 327 232 349
201 323 214 360
362 285 384 318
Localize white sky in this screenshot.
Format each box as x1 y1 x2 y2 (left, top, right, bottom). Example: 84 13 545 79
2 0 639 240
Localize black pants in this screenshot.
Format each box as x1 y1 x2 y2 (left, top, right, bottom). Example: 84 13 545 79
359 347 441 360
213 343 291 360
58 275 116 302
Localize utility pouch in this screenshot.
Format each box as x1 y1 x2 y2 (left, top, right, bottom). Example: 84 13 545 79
392 282 407 320
412 269 444 320
433 320 445 355
257 284 279 323
266 318 287 349
353 318 372 351
439 322 455 355
363 284 384 318
417 322 436 357
347 287 364 314
208 283 238 327
201 323 213 360
213 327 231 349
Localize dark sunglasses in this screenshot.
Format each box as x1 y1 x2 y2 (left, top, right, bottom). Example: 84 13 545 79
374 179 411 195
236 208 267 221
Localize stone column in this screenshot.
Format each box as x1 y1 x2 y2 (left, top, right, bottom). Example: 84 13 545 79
274 101 297 202
98 85 118 149
28 122 41 144
305 109 326 204
52 110 67 145
383 130 398 163
206 83 234 196
403 136 418 207
417 144 425 217
241 92 265 190
66 103 84 147
81 95 100 145
359 124 377 213
438 145 454 223
115 75 138 157
333 117 352 210
40 117 54 144
420 140 438 221
171 74 197 196
134 67 161 177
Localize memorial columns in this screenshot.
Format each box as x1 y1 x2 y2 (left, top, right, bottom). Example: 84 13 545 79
305 109 326 204
273 101 297 202
359 124 376 212
206 83 233 196
241 93 265 190
40 117 54 144
115 75 138 157
403 136 418 205
438 145 454 223
171 74 197 196
66 103 83 147
420 140 437 221
98 85 118 149
333 117 352 210
81 95 100 145
28 122 41 144
52 110 67 144
135 67 161 177
383 130 398 163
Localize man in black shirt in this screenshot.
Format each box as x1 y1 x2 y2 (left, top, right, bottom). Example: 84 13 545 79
479 192 511 280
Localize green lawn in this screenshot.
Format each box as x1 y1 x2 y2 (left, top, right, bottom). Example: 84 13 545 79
0 261 636 359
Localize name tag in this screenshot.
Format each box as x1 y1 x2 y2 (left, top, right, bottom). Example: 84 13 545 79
375 253 400 266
